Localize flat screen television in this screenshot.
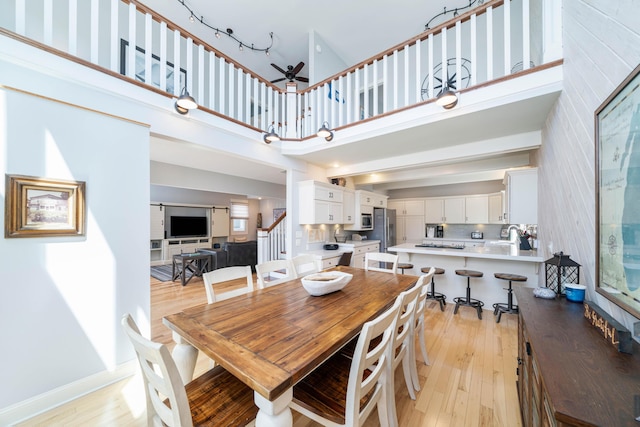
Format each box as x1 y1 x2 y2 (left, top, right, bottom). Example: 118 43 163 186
170 216 207 238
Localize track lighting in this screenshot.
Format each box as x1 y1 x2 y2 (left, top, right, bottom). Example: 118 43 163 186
263 124 280 144
175 87 198 114
317 121 334 141
176 0 273 54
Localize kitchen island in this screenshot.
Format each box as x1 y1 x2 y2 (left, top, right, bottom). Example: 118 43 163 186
388 242 544 313
302 240 381 269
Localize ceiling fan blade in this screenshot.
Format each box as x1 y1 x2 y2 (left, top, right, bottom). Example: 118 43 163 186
296 76 309 83
292 61 305 75
270 77 286 83
271 63 286 74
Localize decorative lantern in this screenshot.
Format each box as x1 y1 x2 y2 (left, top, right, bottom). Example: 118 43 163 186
544 252 581 296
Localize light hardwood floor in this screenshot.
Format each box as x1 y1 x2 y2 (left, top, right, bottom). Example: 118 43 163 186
19 274 522 427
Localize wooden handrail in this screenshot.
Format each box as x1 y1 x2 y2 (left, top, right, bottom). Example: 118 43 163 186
259 211 286 233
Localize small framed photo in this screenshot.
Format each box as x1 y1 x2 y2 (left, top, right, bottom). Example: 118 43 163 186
5 175 86 238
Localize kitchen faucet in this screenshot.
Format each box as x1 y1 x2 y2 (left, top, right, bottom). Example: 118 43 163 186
506 225 521 243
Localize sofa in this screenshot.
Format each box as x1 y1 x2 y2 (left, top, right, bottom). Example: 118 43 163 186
198 240 257 272
224 240 258 272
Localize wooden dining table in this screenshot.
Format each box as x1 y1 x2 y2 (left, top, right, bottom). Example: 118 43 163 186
162 265 418 427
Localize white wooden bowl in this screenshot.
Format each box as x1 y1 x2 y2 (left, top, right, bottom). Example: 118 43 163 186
301 271 353 296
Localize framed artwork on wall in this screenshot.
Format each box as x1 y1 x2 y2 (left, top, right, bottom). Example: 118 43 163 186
595 63 640 319
5 175 86 238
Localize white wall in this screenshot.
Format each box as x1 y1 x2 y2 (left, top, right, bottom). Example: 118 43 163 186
537 0 640 331
0 85 150 412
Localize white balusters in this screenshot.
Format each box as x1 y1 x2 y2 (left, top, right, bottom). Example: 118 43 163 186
522 0 531 71
218 57 226 115
209 51 216 110
504 0 511 76
89 0 98 63
237 68 244 121
144 14 152 90
159 22 167 91
487 6 494 81
126 3 136 80
456 21 462 91
67 0 77 56
470 14 477 86
172 30 181 96
427 35 434 99
415 39 421 105
197 44 205 104
43 0 52 46
403 44 409 107
228 61 235 118
15 0 25 36
108 0 116 70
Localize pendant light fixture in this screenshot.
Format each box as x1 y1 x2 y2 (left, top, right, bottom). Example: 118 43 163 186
175 87 198 114
436 82 458 109
263 124 280 144
317 121 334 141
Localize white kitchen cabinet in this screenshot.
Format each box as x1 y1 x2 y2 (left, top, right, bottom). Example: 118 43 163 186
359 191 387 208
504 168 538 224
342 189 355 224
465 195 489 224
344 190 387 230
346 243 380 269
388 199 424 215
488 192 505 224
396 215 426 243
298 181 344 224
443 197 466 223
424 198 445 223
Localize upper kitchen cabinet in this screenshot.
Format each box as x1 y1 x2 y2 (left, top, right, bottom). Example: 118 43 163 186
388 199 424 216
488 192 506 224
298 180 344 224
359 190 387 208
344 190 388 230
425 197 466 223
464 195 489 224
342 188 355 224
504 168 538 224
424 198 445 223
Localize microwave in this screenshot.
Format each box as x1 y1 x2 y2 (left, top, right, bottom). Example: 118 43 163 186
361 213 373 229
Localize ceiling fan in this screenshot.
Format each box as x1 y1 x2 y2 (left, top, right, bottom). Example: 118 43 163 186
270 61 309 83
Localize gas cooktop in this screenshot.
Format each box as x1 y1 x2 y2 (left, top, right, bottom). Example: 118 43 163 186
415 243 466 249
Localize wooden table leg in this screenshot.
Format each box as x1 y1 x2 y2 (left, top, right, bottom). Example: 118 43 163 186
254 389 293 427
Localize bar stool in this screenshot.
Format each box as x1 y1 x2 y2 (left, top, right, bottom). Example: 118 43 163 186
492 273 526 323
398 262 414 274
421 267 446 311
453 269 485 319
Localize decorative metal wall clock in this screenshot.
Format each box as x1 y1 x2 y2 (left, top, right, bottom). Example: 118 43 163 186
421 58 471 101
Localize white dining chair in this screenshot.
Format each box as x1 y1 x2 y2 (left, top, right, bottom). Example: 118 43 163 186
255 258 296 289
292 254 320 277
364 252 399 273
120 314 258 426
387 277 424 425
411 268 435 392
202 265 254 304
289 296 402 427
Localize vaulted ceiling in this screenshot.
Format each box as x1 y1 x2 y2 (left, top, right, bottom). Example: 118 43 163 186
143 0 560 195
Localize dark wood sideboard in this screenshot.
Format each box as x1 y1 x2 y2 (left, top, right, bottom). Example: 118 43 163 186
515 288 640 427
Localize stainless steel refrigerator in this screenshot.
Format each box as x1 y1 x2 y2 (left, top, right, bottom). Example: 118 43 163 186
370 208 396 252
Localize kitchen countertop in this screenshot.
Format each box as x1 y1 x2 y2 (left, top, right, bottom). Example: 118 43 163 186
302 240 381 260
388 242 543 262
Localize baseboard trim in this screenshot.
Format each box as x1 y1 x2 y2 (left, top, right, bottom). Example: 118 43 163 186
0 360 137 426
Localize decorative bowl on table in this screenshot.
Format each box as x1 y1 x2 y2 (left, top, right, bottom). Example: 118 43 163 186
301 271 353 296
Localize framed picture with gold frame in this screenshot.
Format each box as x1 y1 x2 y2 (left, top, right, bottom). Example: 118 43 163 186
5 175 86 238
595 63 640 319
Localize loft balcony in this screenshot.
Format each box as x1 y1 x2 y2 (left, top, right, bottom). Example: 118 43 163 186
0 0 563 188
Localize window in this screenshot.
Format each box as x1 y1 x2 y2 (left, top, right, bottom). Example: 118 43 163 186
230 200 249 235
